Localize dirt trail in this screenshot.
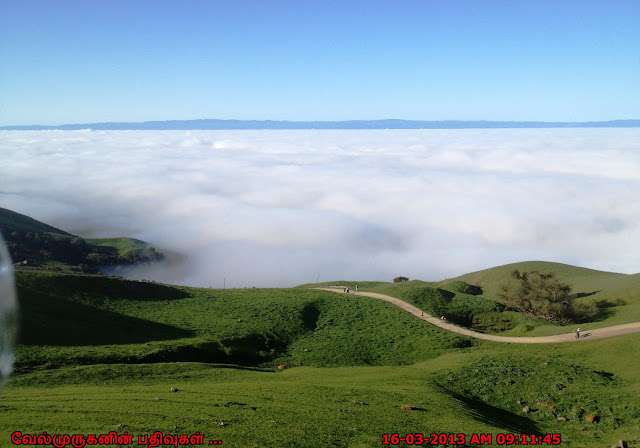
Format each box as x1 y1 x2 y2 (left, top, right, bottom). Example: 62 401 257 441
316 287 640 344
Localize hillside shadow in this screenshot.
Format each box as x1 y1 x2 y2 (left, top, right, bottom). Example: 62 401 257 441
593 369 614 380
575 290 601 298
96 277 192 301
580 298 626 323
16 272 191 302
438 288 456 300
19 291 193 346
435 385 540 435
301 301 321 331
134 345 277 371
136 341 227 364
206 364 274 373
220 333 286 365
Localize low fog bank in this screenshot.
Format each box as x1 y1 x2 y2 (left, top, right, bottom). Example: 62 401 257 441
2 128 639 287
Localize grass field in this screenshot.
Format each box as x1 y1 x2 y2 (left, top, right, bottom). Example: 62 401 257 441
84 237 151 257
2 264 639 447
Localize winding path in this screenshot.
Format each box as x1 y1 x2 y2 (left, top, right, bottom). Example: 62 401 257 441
316 287 640 344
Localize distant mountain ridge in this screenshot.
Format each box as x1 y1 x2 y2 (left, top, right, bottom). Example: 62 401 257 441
2 118 639 130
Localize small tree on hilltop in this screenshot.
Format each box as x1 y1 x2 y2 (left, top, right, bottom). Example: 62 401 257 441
393 276 409 283
498 270 573 322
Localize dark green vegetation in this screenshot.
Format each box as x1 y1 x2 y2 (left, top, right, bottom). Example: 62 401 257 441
13 271 471 371
498 270 577 322
0 207 163 273
434 345 640 439
444 261 640 334
393 276 410 283
0 207 73 236
401 286 503 329
2 262 639 447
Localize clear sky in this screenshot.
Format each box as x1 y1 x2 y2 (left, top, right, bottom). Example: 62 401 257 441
1 0 639 125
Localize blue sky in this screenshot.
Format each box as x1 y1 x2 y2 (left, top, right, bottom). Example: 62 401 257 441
1 0 639 125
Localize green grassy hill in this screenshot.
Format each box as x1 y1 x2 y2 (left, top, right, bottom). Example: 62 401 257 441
0 208 163 272
2 269 639 447
13 270 471 371
0 207 72 236
306 260 635 300
308 262 640 337
442 261 631 298
84 236 151 257
438 261 640 330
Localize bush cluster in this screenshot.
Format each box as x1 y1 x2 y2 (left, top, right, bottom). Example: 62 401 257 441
2 229 162 270
496 270 608 323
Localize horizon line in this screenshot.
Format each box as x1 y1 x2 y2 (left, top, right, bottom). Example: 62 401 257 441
2 118 639 130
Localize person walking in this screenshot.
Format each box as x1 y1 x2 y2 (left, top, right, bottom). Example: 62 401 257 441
576 328 580 339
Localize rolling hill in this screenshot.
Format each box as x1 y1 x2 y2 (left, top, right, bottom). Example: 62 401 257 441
2 268 638 447
437 261 640 328
441 261 633 298
0 207 163 272
0 207 72 236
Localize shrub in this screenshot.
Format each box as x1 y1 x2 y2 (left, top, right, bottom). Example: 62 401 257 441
451 338 473 348
402 287 453 317
445 281 483 296
498 270 573 322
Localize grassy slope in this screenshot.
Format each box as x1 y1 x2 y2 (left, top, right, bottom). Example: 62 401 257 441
0 207 72 236
13 271 470 370
1 207 162 270
306 262 640 337
442 261 631 299
440 261 640 331
4 342 638 448
2 270 639 447
84 237 150 257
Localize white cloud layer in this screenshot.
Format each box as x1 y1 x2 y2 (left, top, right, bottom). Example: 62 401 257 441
1 128 639 287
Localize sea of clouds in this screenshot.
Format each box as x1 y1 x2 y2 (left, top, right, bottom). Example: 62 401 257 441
1 128 639 287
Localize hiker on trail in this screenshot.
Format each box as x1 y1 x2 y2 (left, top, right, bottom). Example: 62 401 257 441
576 328 580 339
440 315 446 322
421 311 424 317
356 285 358 291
